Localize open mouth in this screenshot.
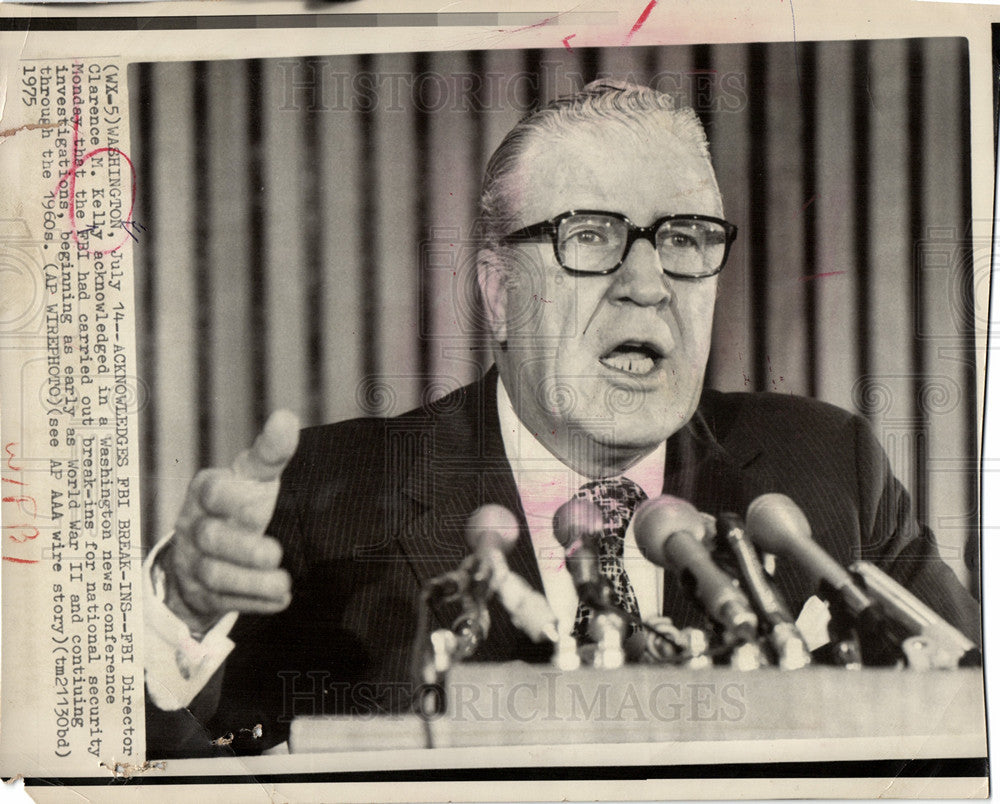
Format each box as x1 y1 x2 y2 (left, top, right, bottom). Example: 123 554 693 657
598 342 665 376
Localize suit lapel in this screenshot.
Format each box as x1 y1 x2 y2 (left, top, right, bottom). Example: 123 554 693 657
658 394 768 623
392 369 548 662
662 404 760 516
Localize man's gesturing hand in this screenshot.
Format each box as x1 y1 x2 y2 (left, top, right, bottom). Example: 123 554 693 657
162 410 300 634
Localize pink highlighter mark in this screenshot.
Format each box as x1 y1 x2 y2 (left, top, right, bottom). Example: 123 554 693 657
556 540 582 572
623 0 657 45
800 271 846 282
562 34 577 50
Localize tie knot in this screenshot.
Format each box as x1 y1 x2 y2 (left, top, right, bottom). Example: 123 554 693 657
575 477 647 516
573 477 648 545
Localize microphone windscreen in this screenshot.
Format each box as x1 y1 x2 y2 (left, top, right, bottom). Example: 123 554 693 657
465 504 520 555
744 493 812 555
632 495 706 567
745 493 853 590
552 498 603 550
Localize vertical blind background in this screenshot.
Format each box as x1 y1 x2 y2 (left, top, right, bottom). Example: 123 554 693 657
129 39 978 591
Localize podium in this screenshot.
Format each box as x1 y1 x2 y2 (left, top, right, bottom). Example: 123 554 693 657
288 663 987 754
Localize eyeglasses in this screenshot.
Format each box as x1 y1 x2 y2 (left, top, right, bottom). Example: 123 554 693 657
502 210 738 279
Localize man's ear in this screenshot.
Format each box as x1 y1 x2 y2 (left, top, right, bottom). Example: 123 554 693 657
476 249 509 344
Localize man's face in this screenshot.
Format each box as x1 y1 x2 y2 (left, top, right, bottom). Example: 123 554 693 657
483 116 723 468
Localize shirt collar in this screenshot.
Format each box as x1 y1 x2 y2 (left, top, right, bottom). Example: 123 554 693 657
495 375 666 520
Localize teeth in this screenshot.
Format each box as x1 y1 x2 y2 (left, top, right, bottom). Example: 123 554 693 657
601 353 656 375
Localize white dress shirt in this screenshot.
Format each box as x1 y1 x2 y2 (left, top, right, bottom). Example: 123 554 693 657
143 535 238 710
495 377 666 635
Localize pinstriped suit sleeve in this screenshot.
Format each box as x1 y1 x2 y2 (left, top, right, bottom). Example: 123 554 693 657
851 412 981 646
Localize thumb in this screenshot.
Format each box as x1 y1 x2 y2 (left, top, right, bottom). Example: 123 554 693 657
231 409 300 482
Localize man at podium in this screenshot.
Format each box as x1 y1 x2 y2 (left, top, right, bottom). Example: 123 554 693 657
143 80 981 757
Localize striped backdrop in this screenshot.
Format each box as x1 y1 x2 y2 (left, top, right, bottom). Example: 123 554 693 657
129 39 978 590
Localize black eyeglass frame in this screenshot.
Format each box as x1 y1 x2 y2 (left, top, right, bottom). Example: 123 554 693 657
502 209 739 279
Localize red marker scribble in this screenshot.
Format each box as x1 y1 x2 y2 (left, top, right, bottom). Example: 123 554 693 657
2 443 39 564
800 271 846 282
6 525 40 544
623 0 657 45
51 62 137 259
3 496 38 519
562 34 576 50
503 14 558 33
4 442 21 472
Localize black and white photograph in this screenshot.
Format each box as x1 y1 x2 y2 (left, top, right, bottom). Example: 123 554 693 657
130 40 986 769
0 3 994 799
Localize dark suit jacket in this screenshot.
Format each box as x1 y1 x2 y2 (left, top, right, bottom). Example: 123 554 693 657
146 368 981 757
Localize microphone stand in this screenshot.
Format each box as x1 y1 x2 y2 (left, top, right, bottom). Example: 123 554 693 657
814 578 902 668
408 558 490 748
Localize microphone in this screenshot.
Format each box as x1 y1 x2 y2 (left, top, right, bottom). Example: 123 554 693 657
850 560 978 668
552 498 613 610
465 505 558 644
744 493 898 665
717 512 809 669
553 498 645 665
466 503 521 562
744 494 877 619
633 496 758 645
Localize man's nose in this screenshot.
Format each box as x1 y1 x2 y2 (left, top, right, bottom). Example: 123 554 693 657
611 239 673 307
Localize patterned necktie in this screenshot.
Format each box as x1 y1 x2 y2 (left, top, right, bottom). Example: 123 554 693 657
571 477 648 641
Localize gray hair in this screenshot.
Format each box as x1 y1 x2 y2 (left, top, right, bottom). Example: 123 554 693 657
477 79 718 254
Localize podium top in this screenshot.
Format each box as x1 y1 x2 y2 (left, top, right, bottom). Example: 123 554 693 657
289 663 987 755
